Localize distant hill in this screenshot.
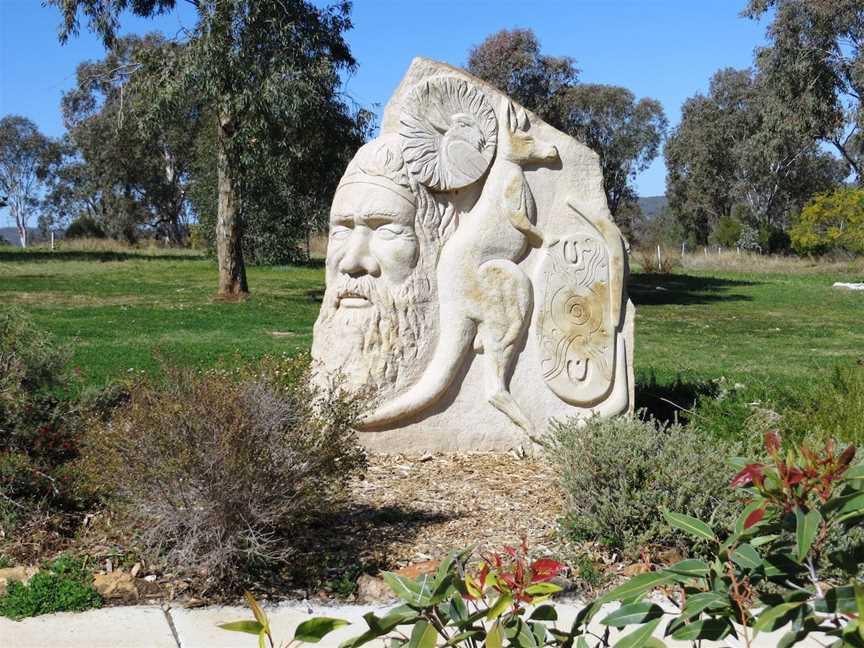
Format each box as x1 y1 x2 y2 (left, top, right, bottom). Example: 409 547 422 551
0 227 49 247
638 195 667 219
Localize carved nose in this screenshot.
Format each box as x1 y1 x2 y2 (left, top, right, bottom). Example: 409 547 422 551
338 231 380 277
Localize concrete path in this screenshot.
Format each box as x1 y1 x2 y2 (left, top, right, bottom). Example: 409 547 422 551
0 600 827 648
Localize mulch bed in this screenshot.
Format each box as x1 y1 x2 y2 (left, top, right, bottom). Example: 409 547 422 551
2 452 631 605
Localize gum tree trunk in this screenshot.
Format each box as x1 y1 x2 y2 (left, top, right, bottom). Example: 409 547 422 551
215 111 248 299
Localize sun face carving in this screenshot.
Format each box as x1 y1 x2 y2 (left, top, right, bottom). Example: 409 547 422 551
399 75 498 192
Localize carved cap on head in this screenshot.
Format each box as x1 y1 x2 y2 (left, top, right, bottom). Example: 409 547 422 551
338 134 416 207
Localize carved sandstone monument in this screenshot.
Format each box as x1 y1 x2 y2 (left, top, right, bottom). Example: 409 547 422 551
312 58 634 452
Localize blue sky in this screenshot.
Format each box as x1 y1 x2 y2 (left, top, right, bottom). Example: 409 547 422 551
0 0 771 229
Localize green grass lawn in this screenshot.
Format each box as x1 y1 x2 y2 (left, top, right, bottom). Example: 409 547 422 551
2 248 863 396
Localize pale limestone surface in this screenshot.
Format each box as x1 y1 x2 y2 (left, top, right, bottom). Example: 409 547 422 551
312 57 634 452
0 606 175 648
1 601 827 648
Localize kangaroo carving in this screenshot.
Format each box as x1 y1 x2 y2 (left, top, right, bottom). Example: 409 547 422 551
362 96 558 433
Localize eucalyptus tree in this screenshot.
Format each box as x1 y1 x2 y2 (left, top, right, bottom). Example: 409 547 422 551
467 29 666 230
0 116 61 248
53 34 197 243
48 0 362 297
467 28 578 126
665 67 844 244
745 0 864 184
557 84 667 224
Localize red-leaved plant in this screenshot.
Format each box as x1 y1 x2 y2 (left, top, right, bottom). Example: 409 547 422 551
224 433 864 648
470 540 566 609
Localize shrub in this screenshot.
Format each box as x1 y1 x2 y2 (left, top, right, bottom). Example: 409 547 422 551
243 435 863 648
790 186 864 255
80 357 367 589
783 364 864 446
546 416 753 557
0 555 101 620
0 309 80 533
710 214 743 248
64 216 106 240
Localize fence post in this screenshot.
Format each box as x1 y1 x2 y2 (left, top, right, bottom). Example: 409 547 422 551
681 242 685 257
50 231 54 251
656 244 661 268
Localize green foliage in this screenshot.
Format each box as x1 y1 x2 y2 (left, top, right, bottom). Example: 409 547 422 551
64 215 106 240
784 364 864 446
310 437 859 647
746 0 864 185
588 433 864 646
80 356 368 588
0 309 82 533
665 67 844 244
790 186 864 256
466 28 578 125
557 84 667 220
710 214 743 248
0 116 62 248
0 555 101 620
48 34 197 244
546 416 754 556
226 546 569 648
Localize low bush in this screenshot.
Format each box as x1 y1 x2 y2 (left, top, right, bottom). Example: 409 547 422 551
80 356 368 590
0 555 101 620
227 435 863 648
0 309 82 534
783 364 864 446
64 216 106 240
546 415 757 557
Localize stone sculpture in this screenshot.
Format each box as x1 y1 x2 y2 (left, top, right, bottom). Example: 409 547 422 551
312 58 635 452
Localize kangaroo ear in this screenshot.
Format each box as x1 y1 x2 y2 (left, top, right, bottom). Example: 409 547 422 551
517 106 530 132
399 75 498 191
506 101 518 134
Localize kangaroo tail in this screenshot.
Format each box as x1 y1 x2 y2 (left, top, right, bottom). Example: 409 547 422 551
359 315 477 429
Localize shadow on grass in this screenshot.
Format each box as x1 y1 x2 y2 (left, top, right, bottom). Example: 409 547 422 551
630 272 757 306
0 250 204 263
274 504 454 593
635 371 719 425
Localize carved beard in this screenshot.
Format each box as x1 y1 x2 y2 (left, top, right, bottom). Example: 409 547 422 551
311 263 437 401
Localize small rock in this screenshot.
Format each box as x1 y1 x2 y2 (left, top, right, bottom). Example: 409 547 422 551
0 566 38 597
394 560 440 580
621 563 650 577
130 562 142 578
356 574 394 603
93 571 138 602
657 548 684 565
144 574 157 583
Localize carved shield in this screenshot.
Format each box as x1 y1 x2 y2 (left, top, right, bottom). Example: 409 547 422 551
536 232 616 405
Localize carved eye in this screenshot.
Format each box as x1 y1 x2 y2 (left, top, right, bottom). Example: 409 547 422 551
375 225 404 241
330 225 351 240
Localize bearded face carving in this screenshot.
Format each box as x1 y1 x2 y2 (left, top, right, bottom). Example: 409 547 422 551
311 60 634 452
312 136 440 400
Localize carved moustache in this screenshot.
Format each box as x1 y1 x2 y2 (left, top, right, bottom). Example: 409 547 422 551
334 276 377 306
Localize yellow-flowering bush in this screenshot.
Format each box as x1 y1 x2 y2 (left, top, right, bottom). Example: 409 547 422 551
790 187 864 256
